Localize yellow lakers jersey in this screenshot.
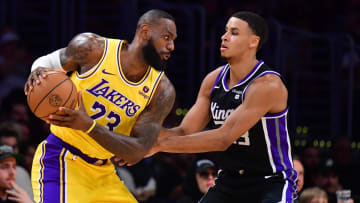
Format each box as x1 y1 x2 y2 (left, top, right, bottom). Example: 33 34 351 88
51 38 164 159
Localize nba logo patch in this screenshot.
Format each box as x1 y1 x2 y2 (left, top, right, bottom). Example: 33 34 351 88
234 94 240 100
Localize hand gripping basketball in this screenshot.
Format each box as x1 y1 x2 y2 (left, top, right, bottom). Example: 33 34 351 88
24 67 66 95
26 70 78 120
47 91 95 133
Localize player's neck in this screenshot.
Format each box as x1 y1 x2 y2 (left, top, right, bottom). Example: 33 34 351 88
227 56 258 88
120 43 149 82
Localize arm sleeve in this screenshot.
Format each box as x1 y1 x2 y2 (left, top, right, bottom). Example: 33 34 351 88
31 49 63 72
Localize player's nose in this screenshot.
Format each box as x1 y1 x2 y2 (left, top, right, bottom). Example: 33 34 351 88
167 40 174 52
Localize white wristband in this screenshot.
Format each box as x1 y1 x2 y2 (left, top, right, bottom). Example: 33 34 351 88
31 49 64 72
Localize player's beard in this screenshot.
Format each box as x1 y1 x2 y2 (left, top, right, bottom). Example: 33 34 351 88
142 39 167 71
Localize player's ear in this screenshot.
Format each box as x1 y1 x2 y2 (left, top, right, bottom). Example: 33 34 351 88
249 35 259 49
139 24 151 41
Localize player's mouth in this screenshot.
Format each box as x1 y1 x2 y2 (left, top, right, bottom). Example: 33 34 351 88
161 53 171 60
220 43 228 51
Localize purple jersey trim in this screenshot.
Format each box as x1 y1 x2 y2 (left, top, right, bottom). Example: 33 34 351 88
61 150 67 203
222 60 264 91
38 141 66 202
38 142 46 203
145 71 164 106
210 64 228 96
47 133 108 165
116 40 152 87
266 117 292 171
242 70 281 102
264 108 289 118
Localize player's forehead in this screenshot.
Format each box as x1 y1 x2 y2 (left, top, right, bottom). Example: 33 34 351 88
153 18 177 37
225 17 250 32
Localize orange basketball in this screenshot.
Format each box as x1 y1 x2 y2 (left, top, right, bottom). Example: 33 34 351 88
27 71 78 120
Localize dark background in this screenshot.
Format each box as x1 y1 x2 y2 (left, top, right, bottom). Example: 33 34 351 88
0 0 360 166
1 1 360 202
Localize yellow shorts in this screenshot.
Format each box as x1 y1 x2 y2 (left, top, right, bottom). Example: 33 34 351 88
31 134 137 203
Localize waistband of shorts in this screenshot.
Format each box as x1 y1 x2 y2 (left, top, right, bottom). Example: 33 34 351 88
47 133 108 166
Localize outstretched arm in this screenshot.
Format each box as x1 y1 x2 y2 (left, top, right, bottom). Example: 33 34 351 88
155 74 288 153
145 67 220 157
159 67 222 138
47 75 176 165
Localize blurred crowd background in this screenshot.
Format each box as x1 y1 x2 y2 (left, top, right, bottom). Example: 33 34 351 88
0 0 359 202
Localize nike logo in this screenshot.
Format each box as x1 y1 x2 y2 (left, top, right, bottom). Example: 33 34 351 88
102 69 115 75
264 175 273 179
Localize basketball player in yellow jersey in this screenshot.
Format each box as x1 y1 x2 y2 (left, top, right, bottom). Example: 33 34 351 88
24 9 177 203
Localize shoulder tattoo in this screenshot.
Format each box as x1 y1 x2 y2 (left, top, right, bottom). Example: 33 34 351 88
65 33 104 65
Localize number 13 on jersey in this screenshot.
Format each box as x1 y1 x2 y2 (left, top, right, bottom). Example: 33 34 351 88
233 131 250 146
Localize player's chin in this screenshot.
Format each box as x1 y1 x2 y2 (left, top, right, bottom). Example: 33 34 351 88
220 50 227 57
161 54 170 61
220 53 230 60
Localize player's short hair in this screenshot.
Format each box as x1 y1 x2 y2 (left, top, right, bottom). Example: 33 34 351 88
231 11 268 51
137 9 175 29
